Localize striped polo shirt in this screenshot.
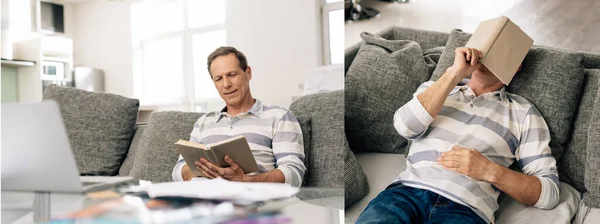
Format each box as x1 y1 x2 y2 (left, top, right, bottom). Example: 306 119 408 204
172 99 306 187
393 79 559 223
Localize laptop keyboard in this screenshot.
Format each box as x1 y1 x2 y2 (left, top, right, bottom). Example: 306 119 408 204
82 181 99 186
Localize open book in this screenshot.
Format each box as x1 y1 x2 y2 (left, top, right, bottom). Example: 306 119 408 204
175 135 259 177
465 16 533 85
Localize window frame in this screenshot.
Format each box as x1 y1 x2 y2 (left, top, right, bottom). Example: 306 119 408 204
321 0 344 65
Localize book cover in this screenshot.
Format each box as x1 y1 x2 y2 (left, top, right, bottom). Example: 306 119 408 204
176 136 259 177
465 16 533 85
465 16 509 58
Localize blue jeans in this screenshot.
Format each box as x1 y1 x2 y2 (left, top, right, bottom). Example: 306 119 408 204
356 183 488 224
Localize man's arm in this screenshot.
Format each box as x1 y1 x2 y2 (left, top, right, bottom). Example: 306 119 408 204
269 111 306 187
173 118 205 182
438 107 559 208
418 47 482 117
244 168 285 183
181 164 196 181
394 47 482 139
438 147 544 206
493 106 559 208
172 155 186 181
173 155 196 181
487 163 544 206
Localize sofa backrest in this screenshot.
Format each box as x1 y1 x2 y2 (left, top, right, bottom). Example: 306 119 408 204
127 111 204 183
119 124 147 176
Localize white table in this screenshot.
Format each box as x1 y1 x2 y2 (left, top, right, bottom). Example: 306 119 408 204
2 188 343 224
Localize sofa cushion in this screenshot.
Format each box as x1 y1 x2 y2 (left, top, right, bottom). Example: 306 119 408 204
423 46 446 77
345 32 432 153
430 29 585 161
289 90 344 188
42 85 139 176
561 69 600 192
129 111 203 183
345 26 449 76
575 200 600 224
345 141 369 207
119 125 146 176
344 152 408 223
584 83 600 207
583 52 600 69
495 182 581 224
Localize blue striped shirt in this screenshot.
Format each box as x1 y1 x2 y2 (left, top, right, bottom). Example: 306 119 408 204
172 99 306 187
393 80 559 224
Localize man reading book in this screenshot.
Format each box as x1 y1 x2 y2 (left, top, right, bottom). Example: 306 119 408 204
171 46 306 187
357 18 559 224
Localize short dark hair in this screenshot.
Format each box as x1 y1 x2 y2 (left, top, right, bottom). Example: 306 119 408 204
207 46 248 77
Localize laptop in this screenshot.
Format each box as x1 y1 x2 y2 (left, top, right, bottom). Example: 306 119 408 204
1 101 134 193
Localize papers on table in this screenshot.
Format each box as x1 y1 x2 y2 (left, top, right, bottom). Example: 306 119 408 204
146 178 299 203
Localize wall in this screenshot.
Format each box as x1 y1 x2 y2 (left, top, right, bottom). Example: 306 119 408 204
71 0 322 108
226 0 322 108
7 0 75 42
72 0 133 98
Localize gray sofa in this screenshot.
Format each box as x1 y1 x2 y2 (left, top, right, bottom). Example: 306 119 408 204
42 85 344 189
343 26 600 224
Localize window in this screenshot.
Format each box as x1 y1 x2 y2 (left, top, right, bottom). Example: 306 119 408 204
132 0 226 112
192 30 226 101
321 0 343 65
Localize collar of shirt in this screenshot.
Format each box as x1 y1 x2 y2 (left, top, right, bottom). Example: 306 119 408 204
449 78 508 104
214 99 263 123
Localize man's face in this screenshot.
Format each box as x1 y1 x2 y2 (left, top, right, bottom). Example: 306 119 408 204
209 54 252 107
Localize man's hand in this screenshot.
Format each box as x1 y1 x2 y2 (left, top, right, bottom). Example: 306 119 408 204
196 155 248 182
181 164 197 181
414 47 484 119
437 146 498 182
448 47 483 80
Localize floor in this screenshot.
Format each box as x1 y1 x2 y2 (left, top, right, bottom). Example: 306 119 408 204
504 0 600 53
345 0 600 53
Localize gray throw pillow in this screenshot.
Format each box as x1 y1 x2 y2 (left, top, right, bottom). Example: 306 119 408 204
345 32 432 153
345 141 369 207
346 26 450 76
561 70 600 192
290 90 344 188
423 46 446 77
295 116 311 186
129 111 203 183
430 29 585 161
583 52 600 69
119 125 146 176
584 84 600 207
42 85 139 176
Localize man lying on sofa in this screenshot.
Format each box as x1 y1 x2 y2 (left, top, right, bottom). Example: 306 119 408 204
356 44 560 223
171 46 306 187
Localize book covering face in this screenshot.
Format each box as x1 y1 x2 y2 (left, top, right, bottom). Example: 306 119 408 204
465 16 533 85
